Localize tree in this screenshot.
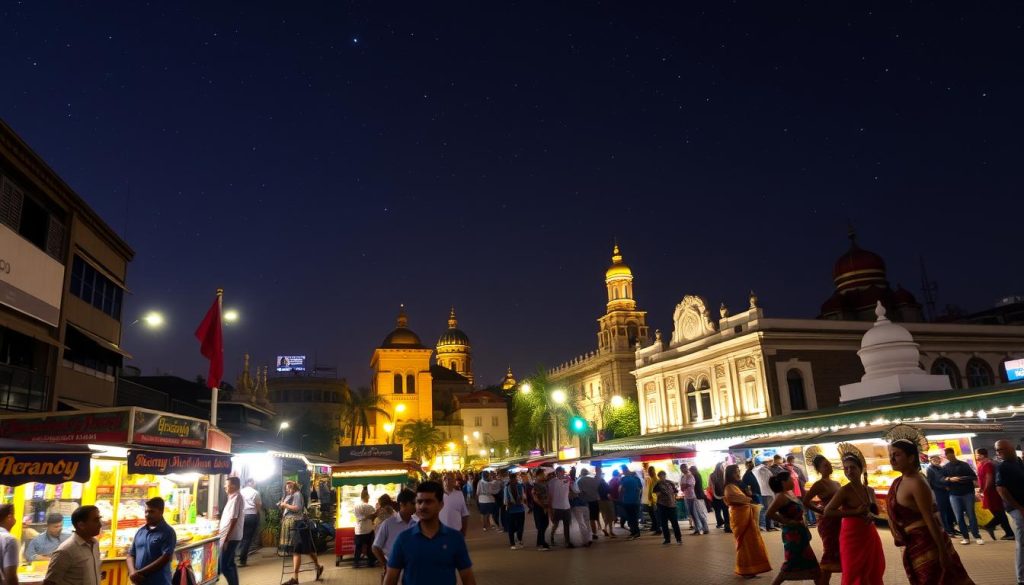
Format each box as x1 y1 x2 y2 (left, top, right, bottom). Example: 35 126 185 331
291 412 338 455
340 387 391 445
604 397 641 439
508 370 580 454
395 419 446 463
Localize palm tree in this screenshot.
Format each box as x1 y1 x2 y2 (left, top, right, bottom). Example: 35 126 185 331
340 387 392 445
395 419 446 463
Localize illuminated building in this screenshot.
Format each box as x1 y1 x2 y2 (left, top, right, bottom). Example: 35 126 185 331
369 305 434 444
435 307 473 384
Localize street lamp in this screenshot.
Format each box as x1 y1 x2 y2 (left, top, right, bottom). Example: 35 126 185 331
223 309 240 323
610 395 625 408
141 311 165 328
519 382 531 394
384 422 395 443
472 431 480 440
395 404 407 414
551 389 567 404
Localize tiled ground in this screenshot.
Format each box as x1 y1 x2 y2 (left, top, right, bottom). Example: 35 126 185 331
239 520 1018 585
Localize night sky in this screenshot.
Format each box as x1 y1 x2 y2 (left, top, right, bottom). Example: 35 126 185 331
2 3 1021 388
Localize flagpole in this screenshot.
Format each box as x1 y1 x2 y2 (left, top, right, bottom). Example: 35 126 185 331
211 288 223 428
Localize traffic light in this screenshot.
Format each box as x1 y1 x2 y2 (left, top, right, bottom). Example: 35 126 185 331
570 416 588 433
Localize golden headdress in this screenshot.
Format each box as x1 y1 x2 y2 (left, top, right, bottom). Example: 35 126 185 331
883 424 929 454
837 442 865 469
804 445 824 465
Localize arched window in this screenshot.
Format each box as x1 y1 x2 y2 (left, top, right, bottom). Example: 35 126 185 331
786 369 808 411
686 382 698 422
393 373 404 394
406 373 416 394
930 358 962 389
627 323 639 347
965 358 993 388
698 378 713 421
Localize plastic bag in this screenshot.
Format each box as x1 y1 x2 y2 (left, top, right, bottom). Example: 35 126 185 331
975 502 993 528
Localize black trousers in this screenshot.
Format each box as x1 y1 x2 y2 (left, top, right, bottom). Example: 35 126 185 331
507 511 526 545
622 503 641 537
533 507 550 547
353 532 375 566
658 504 681 543
239 514 259 563
711 498 730 529
986 508 1015 537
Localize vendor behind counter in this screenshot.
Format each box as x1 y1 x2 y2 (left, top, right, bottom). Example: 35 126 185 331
24 514 68 561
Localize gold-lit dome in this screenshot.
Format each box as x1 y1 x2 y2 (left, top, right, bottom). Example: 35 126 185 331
605 244 633 280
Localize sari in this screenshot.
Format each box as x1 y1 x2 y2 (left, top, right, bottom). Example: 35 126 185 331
778 498 820 580
816 492 842 573
838 493 884 585
887 477 974 585
724 483 772 577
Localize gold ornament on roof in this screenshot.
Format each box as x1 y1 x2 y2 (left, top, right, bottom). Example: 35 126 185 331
883 424 929 454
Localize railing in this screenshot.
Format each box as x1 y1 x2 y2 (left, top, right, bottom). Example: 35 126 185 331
0 363 49 412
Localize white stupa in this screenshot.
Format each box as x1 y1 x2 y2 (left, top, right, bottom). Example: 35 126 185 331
839 301 952 402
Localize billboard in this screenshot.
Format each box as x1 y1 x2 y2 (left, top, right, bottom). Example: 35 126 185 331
276 355 306 372
0 222 65 326
1006 358 1024 382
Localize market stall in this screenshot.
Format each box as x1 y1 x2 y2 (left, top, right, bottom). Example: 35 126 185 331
0 407 233 585
331 445 419 566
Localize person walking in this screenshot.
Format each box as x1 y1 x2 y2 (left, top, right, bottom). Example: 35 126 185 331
475 471 497 532
680 466 708 535
576 468 601 540
822 444 884 585
764 473 821 585
755 458 777 531
643 465 661 536
547 467 573 548
927 454 957 536
278 481 324 584
995 439 1024 585
372 489 417 577
504 474 527 549
653 471 682 545
219 477 244 585
352 488 377 568
126 497 176 585
885 427 974 585
440 475 470 536
528 469 551 551
619 468 643 539
802 451 841 583
976 447 1014 541
237 478 262 567
710 462 731 532
569 468 593 547
608 469 624 529
942 447 984 545
596 471 616 538
724 464 772 578
0 504 20 585
43 505 102 585
384 481 476 585
787 455 814 526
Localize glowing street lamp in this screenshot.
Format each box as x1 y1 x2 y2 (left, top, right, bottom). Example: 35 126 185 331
395 404 407 415
223 309 240 323
472 431 480 440
610 395 625 408
551 389 567 404
519 382 531 394
141 311 165 328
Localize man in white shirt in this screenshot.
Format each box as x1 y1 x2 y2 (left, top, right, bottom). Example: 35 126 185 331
754 459 777 531
371 490 416 578
237 479 262 566
352 489 377 568
219 478 244 585
439 475 470 535
547 467 573 547
0 504 21 585
44 506 102 585
476 472 497 531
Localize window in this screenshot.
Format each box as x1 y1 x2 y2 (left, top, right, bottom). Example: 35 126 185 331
786 369 808 410
698 379 713 421
646 398 660 430
62 326 120 380
931 358 962 389
491 416 499 427
474 416 482 426
686 382 698 422
687 379 713 421
69 256 124 320
966 359 993 388
406 374 415 394
393 373 403 394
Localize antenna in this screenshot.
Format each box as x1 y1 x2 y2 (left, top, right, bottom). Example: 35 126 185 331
920 255 939 322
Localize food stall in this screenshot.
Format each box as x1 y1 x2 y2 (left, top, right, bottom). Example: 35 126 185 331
331 444 419 566
0 407 233 585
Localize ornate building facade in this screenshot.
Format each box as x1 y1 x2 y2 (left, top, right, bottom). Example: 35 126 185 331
436 307 473 384
548 244 649 440
369 306 435 444
633 238 1024 436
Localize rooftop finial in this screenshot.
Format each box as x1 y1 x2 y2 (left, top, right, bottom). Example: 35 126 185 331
611 241 623 264
847 221 858 247
448 306 457 328
396 304 408 328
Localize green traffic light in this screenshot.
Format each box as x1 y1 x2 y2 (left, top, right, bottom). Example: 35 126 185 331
571 417 587 432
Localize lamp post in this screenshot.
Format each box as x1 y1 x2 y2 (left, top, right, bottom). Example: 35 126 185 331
384 423 395 444
278 421 290 446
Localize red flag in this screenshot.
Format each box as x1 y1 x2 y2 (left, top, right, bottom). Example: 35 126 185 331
195 295 223 389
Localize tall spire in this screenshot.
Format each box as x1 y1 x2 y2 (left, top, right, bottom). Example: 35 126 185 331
611 243 623 265
396 304 408 328
448 306 458 329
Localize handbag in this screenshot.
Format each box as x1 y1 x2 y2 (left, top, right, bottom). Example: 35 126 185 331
172 558 197 585
705 486 715 502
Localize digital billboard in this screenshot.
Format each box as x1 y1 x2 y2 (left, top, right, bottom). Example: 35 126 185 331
276 355 306 372
1006 358 1024 382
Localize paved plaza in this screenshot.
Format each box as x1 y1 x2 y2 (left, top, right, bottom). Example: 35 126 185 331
238 521 1018 585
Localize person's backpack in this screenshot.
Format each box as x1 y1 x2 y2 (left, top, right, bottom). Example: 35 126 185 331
172 558 197 585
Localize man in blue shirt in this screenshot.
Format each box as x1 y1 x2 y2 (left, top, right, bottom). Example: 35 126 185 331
127 497 176 585
25 513 68 561
618 465 643 539
385 481 475 585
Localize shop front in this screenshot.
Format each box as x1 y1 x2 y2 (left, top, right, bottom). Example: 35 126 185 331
0 407 233 585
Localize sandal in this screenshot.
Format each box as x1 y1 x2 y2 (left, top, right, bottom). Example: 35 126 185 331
316 565 324 581
284 579 299 585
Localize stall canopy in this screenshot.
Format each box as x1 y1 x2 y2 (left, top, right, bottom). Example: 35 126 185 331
0 438 95 485
330 458 420 487
589 446 696 464
728 422 1004 451
522 455 558 469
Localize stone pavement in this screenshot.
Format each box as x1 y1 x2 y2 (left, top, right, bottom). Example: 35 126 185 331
237 521 1017 585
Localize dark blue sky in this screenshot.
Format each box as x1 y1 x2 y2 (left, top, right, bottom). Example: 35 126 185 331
2 3 1021 387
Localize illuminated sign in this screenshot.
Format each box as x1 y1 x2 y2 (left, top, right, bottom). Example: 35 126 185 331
133 411 207 448
0 453 91 485
557 446 578 460
338 444 404 463
0 411 130 444
127 449 232 475
276 355 307 372
1006 358 1024 382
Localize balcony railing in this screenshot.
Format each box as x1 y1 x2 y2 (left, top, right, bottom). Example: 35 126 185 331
0 363 50 412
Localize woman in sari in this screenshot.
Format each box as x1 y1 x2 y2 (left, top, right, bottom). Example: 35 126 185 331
822 444 884 585
884 425 974 585
802 448 842 583
724 463 772 578
766 471 823 584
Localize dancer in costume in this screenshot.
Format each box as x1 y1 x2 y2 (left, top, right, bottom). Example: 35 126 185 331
802 447 841 583
766 471 823 584
822 443 884 585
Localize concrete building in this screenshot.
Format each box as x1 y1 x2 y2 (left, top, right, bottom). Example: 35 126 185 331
456 390 510 457
0 119 133 413
268 362 350 444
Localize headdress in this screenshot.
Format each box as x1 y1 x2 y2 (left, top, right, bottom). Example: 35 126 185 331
837 442 865 469
804 445 823 465
883 424 929 454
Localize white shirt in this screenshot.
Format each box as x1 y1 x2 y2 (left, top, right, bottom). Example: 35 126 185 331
754 465 774 496
0 527 18 585
240 486 261 514
220 492 244 541
372 514 416 560
353 503 376 535
476 479 496 504
547 476 571 510
439 489 470 531
43 532 101 585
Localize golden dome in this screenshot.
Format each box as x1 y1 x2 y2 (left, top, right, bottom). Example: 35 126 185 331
605 244 633 280
380 305 426 348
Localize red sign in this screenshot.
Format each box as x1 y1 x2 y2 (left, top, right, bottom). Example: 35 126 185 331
0 411 130 444
335 527 355 558
206 428 231 453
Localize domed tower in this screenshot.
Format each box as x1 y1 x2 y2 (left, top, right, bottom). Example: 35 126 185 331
820 229 923 322
436 307 473 384
598 243 649 351
370 305 434 444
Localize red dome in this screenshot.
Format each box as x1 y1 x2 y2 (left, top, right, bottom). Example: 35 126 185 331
832 236 887 292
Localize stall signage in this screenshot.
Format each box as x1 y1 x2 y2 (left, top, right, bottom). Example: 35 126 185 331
127 449 232 475
338 444 403 462
1006 358 1024 382
0 411 130 443
133 411 208 448
0 452 91 485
